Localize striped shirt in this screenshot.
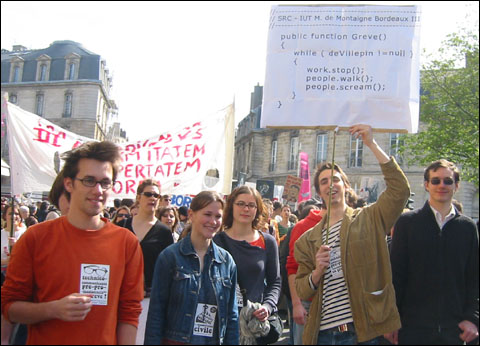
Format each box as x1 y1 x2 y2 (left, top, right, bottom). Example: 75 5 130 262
319 220 354 330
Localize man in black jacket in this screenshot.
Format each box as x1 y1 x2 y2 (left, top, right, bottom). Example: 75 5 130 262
387 159 479 345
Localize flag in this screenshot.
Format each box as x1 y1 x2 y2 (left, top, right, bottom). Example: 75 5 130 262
298 152 311 202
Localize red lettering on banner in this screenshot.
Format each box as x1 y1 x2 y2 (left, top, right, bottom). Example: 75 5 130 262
184 144 192 158
158 134 172 143
193 144 205 157
164 162 174 176
126 180 136 194
161 147 173 160
173 146 181 157
124 164 134 178
72 140 83 149
178 127 192 140
185 158 201 172
33 123 67 147
136 165 145 179
174 162 183 175
112 180 136 194
192 123 203 139
155 165 165 177
123 144 140 162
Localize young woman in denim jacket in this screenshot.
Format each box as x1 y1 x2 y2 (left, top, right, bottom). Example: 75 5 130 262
144 191 239 345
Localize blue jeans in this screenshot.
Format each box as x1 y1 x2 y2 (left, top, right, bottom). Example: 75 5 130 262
316 330 380 345
293 300 311 345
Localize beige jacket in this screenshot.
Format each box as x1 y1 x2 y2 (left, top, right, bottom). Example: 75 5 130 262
294 158 410 343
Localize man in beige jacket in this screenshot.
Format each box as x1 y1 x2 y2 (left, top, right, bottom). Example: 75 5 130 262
294 124 410 344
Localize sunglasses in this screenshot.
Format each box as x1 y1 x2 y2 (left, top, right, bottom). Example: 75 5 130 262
429 177 455 185
117 213 129 218
141 192 160 199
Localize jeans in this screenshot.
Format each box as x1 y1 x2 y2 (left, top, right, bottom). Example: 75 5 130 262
316 329 380 345
293 300 312 345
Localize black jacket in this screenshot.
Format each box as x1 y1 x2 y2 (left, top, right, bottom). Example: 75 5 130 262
391 201 479 329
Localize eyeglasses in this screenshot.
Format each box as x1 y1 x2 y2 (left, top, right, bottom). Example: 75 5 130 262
234 201 257 210
141 192 160 199
117 213 129 218
83 265 108 277
429 177 455 185
74 177 113 189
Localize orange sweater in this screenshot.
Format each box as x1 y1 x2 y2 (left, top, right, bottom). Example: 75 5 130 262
1 216 144 345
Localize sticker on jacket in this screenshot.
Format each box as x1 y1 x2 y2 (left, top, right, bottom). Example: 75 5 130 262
80 264 110 305
193 303 217 337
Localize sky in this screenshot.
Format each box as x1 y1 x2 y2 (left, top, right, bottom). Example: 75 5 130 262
1 1 478 141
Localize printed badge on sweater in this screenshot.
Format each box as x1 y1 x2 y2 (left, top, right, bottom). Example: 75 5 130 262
193 303 217 337
80 264 110 305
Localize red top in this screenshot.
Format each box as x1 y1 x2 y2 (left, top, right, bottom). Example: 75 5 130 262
1 216 144 345
286 209 323 276
250 234 266 249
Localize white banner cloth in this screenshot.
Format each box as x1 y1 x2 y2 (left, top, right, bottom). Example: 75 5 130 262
5 101 234 198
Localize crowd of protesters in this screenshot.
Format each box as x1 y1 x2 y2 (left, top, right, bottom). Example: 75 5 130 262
1 125 478 345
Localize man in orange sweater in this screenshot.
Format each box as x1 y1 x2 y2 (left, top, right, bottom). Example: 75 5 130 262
1 141 144 345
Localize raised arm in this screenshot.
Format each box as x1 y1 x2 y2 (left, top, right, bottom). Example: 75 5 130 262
349 124 389 164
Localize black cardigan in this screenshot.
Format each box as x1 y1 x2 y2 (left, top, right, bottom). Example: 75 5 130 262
123 218 173 290
390 201 479 329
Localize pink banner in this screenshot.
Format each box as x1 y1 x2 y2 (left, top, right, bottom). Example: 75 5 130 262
298 152 311 202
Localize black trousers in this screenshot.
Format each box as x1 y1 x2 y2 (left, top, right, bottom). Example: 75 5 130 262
399 326 464 345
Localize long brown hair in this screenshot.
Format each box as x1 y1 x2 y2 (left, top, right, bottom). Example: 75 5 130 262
222 186 267 230
156 206 179 232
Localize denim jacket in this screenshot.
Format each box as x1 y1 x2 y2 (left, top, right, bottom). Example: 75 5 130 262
144 234 239 345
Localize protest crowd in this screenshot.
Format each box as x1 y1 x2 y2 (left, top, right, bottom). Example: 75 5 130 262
0 123 478 346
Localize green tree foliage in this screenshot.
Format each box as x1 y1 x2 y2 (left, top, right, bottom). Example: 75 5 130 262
401 27 479 187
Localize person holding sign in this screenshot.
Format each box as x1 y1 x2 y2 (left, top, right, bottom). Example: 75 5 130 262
1 141 144 344
294 125 410 344
144 191 239 345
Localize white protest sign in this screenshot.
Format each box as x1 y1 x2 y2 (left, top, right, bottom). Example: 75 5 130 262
261 5 421 133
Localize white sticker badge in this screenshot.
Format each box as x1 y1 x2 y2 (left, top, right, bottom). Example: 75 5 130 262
329 248 343 279
193 303 217 337
80 264 110 305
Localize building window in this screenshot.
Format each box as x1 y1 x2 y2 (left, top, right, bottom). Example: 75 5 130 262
64 93 73 117
349 135 363 167
68 63 76 80
288 136 299 171
13 66 21 82
35 94 44 117
389 133 404 164
8 94 17 104
39 64 48 81
316 133 328 165
269 140 277 172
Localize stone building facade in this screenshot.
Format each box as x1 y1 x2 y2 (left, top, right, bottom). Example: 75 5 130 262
234 85 479 219
1 41 126 196
1 41 121 141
